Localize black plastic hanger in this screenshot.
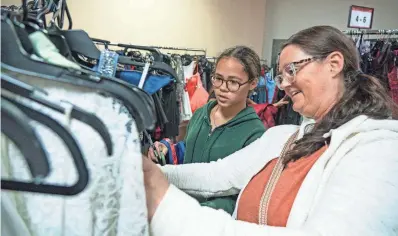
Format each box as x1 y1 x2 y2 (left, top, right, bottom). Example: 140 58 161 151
3 7 156 125
115 43 163 62
46 17 76 61
1 74 114 156
8 13 36 56
91 38 164 62
1 17 156 130
62 29 101 59
1 95 89 196
5 13 156 126
1 99 50 179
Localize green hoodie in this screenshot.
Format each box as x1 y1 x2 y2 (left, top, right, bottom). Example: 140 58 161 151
183 100 265 214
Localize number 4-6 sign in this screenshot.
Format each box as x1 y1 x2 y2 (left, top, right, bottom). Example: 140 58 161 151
348 5 374 29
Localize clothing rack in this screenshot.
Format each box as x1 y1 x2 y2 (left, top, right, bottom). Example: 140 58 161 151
343 29 398 35
92 38 206 55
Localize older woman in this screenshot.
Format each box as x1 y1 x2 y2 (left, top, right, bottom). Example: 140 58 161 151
143 25 398 236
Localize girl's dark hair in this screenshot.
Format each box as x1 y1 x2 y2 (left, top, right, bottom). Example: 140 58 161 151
282 25 396 164
215 46 261 81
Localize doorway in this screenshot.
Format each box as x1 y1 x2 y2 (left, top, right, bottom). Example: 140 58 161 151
271 39 287 69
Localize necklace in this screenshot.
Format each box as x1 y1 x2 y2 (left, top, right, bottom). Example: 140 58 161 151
211 105 220 130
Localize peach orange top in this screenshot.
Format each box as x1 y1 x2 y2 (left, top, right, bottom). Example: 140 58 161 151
237 146 327 226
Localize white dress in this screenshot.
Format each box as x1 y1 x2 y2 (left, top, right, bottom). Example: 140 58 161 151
1 71 149 236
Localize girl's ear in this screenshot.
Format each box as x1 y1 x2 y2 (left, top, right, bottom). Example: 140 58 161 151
249 78 258 91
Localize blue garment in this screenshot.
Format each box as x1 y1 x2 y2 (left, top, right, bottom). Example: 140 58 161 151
265 72 276 103
160 140 186 164
257 86 267 104
250 76 267 104
160 140 174 164
117 70 172 95
250 91 259 103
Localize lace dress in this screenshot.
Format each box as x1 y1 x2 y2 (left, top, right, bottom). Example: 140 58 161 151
1 72 149 236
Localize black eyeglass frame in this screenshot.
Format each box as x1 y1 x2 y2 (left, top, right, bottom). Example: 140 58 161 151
211 76 252 92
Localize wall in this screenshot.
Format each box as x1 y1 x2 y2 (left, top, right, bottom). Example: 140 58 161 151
1 0 267 56
263 0 398 63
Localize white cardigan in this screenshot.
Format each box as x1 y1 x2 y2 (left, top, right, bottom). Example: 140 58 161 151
150 115 398 236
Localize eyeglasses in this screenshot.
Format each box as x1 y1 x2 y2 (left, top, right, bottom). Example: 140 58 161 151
274 57 317 90
211 76 250 92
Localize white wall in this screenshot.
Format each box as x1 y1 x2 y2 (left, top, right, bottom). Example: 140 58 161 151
1 0 267 57
263 0 398 63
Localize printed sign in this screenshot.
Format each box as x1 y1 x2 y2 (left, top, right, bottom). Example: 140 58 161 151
348 5 374 29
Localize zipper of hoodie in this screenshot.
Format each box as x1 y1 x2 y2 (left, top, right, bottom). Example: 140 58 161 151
208 127 215 138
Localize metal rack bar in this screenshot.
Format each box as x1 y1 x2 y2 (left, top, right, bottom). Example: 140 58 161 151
342 29 398 35
148 45 206 54
92 38 207 54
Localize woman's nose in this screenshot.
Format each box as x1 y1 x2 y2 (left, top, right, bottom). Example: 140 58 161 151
280 77 292 90
219 81 229 92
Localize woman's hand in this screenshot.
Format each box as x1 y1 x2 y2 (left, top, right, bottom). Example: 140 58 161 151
273 97 289 108
148 141 168 162
143 156 170 222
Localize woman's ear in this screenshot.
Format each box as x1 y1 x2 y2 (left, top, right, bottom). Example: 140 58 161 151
327 51 345 78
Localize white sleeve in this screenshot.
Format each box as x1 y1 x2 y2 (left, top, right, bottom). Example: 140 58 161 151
160 125 298 198
300 138 398 235
150 139 398 236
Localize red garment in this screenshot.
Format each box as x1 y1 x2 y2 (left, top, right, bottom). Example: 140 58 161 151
261 67 265 77
249 103 278 129
185 72 208 113
270 86 279 104
186 73 201 98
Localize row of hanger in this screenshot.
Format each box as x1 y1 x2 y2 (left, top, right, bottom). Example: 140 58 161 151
1 0 176 196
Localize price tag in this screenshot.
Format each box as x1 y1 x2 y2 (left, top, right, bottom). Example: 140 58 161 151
348 5 374 29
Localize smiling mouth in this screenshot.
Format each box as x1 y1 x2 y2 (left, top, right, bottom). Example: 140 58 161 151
291 91 301 97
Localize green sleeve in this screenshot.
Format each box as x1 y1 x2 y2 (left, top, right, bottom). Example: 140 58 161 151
199 195 238 215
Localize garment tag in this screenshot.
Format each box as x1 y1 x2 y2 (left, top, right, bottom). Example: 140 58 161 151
138 63 150 89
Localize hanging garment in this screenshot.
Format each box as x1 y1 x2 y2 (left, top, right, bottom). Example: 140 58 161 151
1 135 32 236
183 60 196 79
388 50 398 106
1 192 32 236
369 41 392 90
274 90 302 125
1 71 149 236
180 61 196 119
185 62 209 113
160 83 180 139
95 50 119 77
93 50 173 140
117 70 172 95
265 70 276 103
185 72 208 113
249 103 278 129
152 93 169 132
189 77 209 113
28 31 81 70
172 56 192 121
257 76 267 104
